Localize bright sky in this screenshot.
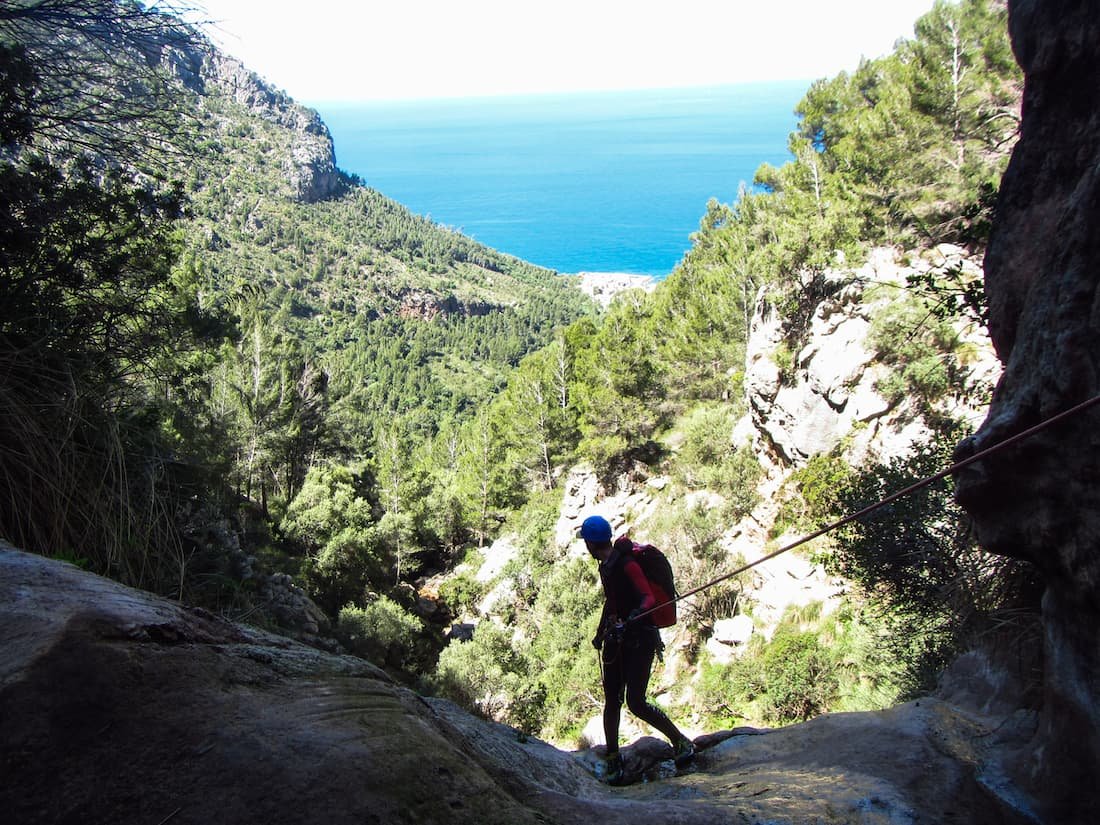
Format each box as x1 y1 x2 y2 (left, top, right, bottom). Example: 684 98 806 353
189 0 937 102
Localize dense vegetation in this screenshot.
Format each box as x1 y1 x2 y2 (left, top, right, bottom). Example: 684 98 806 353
1 0 1035 746
0 0 592 607
420 0 1029 739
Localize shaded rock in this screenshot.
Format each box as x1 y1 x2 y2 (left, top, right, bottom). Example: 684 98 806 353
396 289 496 320
954 1 1100 820
0 545 547 825
446 622 476 643
0 546 1042 824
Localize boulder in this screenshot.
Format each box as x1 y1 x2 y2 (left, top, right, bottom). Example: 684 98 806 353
712 615 755 647
0 544 555 825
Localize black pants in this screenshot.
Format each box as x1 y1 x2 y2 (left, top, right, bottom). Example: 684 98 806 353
601 624 683 752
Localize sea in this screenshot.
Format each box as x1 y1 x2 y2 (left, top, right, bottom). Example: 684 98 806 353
313 80 808 279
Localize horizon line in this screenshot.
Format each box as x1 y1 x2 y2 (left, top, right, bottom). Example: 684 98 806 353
303 77 817 108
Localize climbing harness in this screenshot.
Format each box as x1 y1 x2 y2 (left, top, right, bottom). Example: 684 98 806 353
629 392 1100 626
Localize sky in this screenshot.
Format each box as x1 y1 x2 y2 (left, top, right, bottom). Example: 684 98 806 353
187 0 937 103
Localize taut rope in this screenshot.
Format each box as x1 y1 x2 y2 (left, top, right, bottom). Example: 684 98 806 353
631 392 1100 625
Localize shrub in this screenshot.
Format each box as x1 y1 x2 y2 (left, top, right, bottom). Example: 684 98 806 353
524 557 604 741
673 405 763 518
868 297 962 409
821 424 1041 696
299 525 387 616
762 629 838 723
437 569 485 618
695 649 767 728
432 621 532 725
337 597 429 675
774 452 854 537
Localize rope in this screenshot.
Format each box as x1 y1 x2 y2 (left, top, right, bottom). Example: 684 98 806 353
630 392 1100 625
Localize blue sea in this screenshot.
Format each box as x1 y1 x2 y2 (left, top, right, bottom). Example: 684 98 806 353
314 81 808 277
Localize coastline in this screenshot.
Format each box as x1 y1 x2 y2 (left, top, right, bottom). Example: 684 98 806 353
571 272 658 307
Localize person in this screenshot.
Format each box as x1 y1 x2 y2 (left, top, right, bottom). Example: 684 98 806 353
580 514 695 785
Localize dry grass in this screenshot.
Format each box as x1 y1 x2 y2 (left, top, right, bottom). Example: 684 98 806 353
0 352 187 596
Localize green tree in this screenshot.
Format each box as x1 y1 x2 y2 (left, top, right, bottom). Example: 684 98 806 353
762 628 839 723
283 464 386 613
820 425 1039 696
337 597 432 677
0 23 208 592
374 418 432 582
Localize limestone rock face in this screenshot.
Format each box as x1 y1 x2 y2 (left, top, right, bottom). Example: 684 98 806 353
156 34 348 204
397 289 495 320
743 246 996 469
205 52 347 203
953 1 1100 820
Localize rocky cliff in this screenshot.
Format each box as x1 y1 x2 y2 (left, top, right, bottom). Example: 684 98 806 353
155 27 348 204
741 245 998 470
954 0 1100 821
203 51 349 204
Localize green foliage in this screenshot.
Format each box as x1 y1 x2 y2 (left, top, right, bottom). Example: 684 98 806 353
432 621 535 728
432 552 604 742
869 295 966 410
522 557 604 740
514 488 566 553
0 24 221 596
761 629 839 723
283 465 388 613
282 465 373 548
337 597 432 676
820 423 1040 696
437 568 485 618
775 453 855 536
694 601 910 728
695 656 755 728
673 405 762 514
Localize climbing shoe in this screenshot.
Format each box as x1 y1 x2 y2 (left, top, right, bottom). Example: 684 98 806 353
603 751 625 785
673 737 696 768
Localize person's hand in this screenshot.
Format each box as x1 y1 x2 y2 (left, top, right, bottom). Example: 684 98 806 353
591 633 603 650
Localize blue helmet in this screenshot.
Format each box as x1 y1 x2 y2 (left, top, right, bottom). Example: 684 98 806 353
579 515 613 543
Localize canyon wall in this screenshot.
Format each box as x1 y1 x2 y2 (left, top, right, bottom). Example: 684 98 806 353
954 0 1100 820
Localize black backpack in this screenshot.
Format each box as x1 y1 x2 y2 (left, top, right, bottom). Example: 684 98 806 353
614 536 677 627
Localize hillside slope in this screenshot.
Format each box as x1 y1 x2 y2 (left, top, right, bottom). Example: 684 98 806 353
169 40 593 440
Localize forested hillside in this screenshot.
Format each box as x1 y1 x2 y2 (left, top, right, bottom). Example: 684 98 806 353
0 0 591 616
0 0 1030 750
416 0 1028 744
